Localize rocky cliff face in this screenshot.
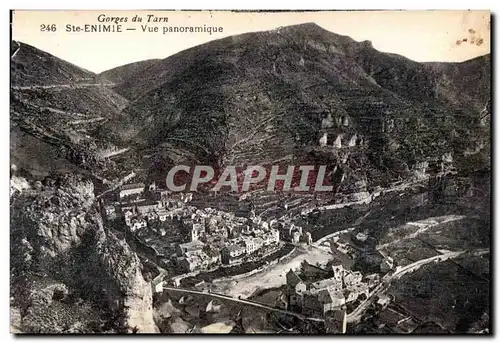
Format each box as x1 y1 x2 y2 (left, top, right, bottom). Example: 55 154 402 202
10 174 158 333
93 228 158 333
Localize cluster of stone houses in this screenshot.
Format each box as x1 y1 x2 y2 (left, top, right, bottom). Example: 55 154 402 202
285 263 370 318
101 181 287 273
220 228 280 265
268 217 312 244
174 240 212 272
102 181 194 232
172 209 281 272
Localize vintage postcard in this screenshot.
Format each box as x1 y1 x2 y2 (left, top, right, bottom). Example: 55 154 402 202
10 10 491 334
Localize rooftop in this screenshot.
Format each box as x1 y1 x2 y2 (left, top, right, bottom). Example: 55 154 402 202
345 283 369 293
121 199 159 208
311 277 340 290
225 244 244 253
314 288 344 304
178 240 205 251
121 182 145 191
254 237 265 245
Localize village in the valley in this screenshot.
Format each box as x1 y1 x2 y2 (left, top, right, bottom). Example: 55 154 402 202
99 179 402 333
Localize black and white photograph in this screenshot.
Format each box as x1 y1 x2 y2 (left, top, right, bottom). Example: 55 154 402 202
9 9 491 334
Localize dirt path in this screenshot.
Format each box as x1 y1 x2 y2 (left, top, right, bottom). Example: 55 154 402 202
377 214 468 250
68 117 106 125
11 83 115 90
99 148 130 158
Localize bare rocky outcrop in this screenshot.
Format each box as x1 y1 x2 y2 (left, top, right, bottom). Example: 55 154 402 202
10 174 158 333
94 228 158 333
10 174 31 196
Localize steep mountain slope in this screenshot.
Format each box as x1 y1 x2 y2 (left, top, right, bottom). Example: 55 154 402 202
111 23 490 192
100 59 161 84
11 41 94 87
425 54 491 109
10 42 129 179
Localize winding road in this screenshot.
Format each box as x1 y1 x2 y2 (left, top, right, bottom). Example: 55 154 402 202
346 248 489 323
11 83 115 90
68 117 106 125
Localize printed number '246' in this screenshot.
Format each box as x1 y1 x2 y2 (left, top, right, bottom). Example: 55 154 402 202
40 24 57 32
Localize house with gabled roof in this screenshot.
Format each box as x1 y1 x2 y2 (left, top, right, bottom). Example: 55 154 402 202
119 182 145 199
285 262 369 318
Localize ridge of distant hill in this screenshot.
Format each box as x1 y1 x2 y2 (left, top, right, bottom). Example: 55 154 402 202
100 59 161 84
